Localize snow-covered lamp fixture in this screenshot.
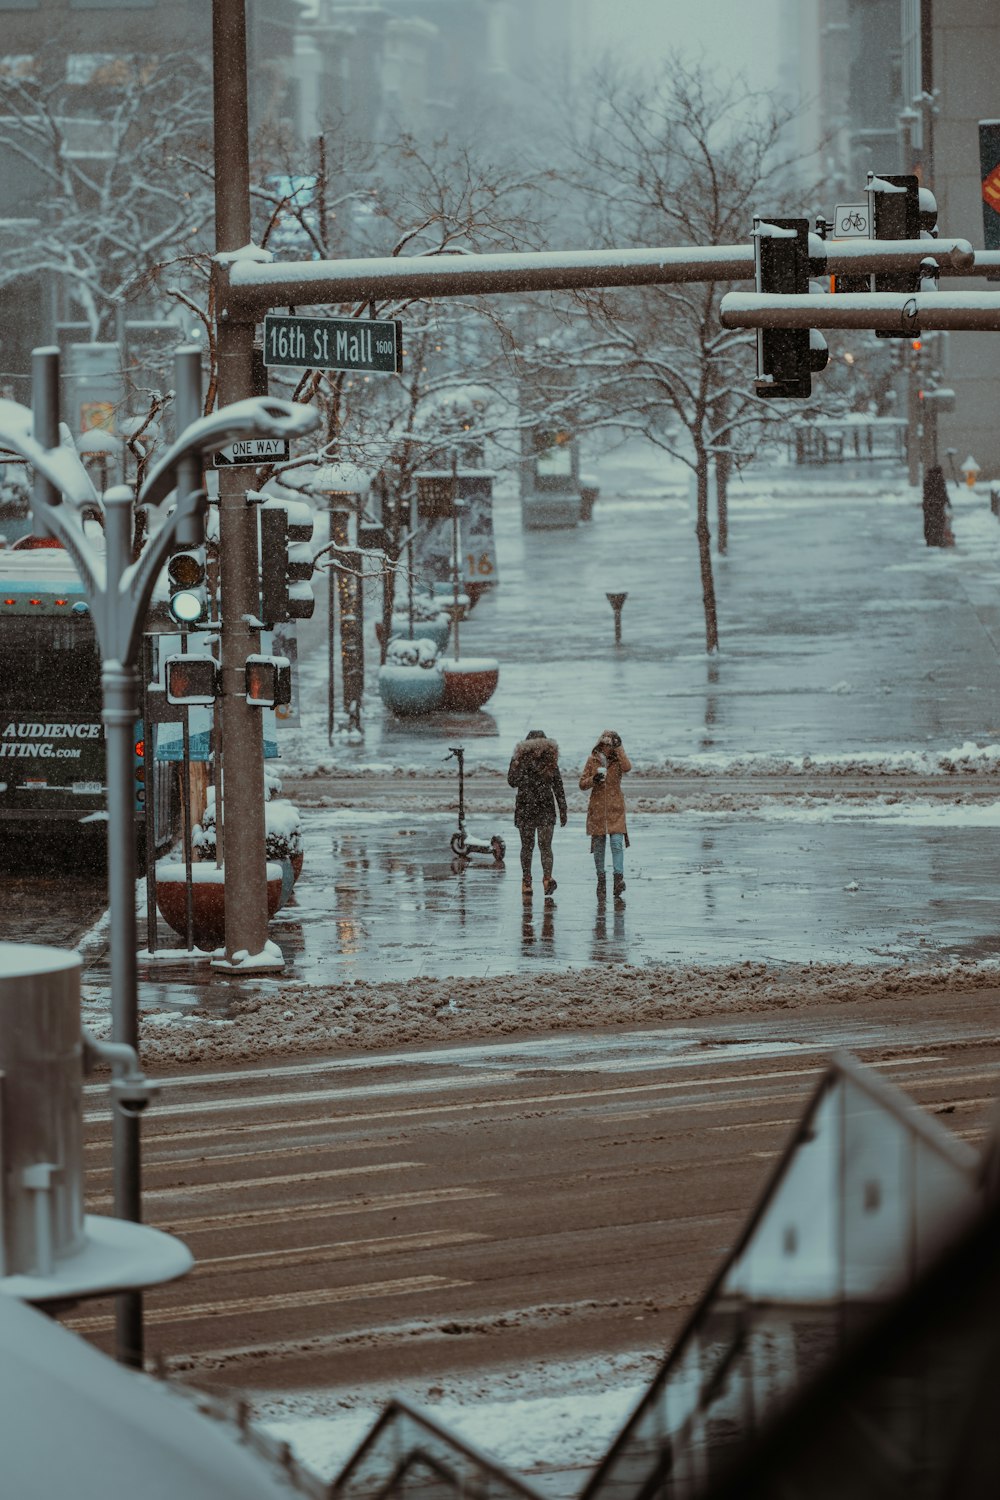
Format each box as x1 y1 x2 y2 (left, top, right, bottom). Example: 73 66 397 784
961 455 981 488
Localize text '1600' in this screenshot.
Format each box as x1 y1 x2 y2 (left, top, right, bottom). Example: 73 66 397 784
263 314 403 374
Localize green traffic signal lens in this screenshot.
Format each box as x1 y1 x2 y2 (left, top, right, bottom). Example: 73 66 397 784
169 590 205 624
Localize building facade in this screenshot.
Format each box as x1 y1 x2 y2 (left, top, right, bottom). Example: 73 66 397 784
0 0 299 381
779 0 1000 478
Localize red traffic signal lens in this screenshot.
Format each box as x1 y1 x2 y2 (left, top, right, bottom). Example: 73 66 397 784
134 739 145 758
167 552 205 588
165 655 218 705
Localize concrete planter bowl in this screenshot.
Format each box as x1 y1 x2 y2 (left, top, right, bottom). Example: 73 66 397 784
439 657 500 712
155 861 284 949
388 613 451 651
378 663 446 717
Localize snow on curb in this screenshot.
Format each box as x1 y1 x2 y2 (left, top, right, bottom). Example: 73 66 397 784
91 957 1000 1071
278 742 1000 781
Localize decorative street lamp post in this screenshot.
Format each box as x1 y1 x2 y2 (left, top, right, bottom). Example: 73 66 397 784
0 344 318 1366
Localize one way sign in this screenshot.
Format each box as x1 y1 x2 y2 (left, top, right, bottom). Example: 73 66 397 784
213 437 290 468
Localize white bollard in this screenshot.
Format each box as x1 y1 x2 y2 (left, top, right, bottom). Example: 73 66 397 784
0 944 86 1277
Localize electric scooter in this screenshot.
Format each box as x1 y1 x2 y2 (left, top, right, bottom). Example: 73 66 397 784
445 747 506 863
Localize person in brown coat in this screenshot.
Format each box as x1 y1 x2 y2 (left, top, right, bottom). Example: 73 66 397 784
579 728 631 903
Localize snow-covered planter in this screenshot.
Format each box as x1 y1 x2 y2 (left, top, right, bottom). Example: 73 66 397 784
194 798 303 887
438 656 499 711
389 611 451 651
378 638 446 716
432 582 471 619
155 861 283 948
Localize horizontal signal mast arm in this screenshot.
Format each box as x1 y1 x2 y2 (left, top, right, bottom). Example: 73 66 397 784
720 290 1000 333
221 246 757 318
820 237 975 273
218 239 988 320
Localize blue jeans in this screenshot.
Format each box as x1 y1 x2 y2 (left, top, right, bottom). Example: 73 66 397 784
593 833 624 876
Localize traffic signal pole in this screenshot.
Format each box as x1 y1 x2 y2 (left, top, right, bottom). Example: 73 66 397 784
212 0 273 968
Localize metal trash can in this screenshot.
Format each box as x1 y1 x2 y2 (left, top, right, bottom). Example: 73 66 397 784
0 944 85 1278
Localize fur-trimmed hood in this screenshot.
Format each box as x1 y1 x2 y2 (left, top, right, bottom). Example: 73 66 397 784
513 735 559 768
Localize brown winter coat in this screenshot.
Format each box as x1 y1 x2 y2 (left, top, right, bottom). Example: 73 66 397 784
579 746 631 841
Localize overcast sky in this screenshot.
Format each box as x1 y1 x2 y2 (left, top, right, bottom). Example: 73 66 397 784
588 0 782 93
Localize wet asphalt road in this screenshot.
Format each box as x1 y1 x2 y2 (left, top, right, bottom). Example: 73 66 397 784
67 1002 1000 1391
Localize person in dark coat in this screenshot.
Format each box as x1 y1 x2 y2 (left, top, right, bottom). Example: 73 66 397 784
507 729 568 898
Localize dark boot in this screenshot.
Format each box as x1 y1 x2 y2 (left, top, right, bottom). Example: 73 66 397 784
613 873 626 902
543 875 557 896
596 873 607 900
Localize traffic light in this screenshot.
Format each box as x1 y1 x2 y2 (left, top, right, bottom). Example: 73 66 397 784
166 548 207 624
244 653 292 708
753 217 817 399
868 173 921 338
259 498 315 625
919 186 939 238
164 653 218 705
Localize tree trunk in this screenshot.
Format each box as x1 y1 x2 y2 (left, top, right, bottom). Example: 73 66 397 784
380 546 400 665
695 453 719 653
715 448 730 556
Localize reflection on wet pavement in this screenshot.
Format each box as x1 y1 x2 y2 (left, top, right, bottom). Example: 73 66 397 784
116 804 1000 1014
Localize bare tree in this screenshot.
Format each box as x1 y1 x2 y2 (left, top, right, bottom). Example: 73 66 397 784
535 58 810 653
0 51 213 341
253 130 547 653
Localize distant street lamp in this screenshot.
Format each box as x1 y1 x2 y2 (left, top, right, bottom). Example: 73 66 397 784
961 455 982 488
77 425 123 496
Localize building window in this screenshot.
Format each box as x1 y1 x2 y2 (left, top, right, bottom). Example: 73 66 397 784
0 55 35 78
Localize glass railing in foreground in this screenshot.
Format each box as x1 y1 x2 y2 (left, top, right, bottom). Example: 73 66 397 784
699 1187 1000 1500
330 1398 546 1500
578 1051 982 1500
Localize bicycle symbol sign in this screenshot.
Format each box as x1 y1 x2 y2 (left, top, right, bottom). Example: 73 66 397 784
834 203 871 238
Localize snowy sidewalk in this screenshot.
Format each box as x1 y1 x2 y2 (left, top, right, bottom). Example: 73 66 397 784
278 448 1000 776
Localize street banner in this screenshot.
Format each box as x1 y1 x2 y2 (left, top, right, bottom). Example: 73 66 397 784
979 121 1000 249
412 473 497 593
458 476 498 590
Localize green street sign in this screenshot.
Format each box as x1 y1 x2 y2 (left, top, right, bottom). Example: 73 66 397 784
263 314 402 373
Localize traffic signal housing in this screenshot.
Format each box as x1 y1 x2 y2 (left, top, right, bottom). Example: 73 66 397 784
753 217 820 399
164 653 218 705
166 548 207 625
259 498 315 626
868 172 921 337
244 653 292 708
